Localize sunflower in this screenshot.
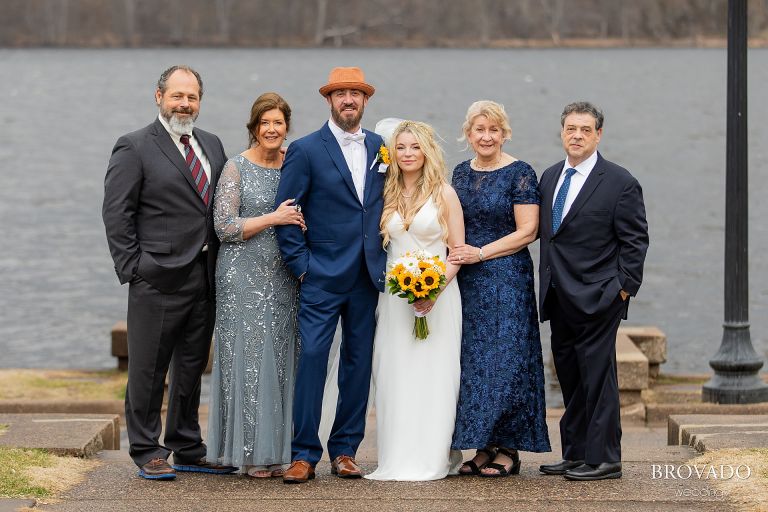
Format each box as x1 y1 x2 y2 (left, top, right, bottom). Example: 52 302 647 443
418 260 432 272
397 272 416 291
412 278 430 298
420 269 441 290
388 263 406 278
380 145 391 165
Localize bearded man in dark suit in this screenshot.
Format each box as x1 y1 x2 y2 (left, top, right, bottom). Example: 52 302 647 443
103 65 234 480
538 102 649 481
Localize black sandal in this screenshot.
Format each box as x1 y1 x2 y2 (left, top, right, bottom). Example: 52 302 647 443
481 447 521 477
458 446 497 476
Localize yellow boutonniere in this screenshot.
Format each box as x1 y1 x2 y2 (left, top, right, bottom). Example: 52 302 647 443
370 144 391 173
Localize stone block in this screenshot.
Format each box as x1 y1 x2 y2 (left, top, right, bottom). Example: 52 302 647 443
668 413 768 452
620 390 643 407
0 413 120 456
616 332 649 391
619 326 667 365
650 403 768 427
620 402 646 423
110 321 128 371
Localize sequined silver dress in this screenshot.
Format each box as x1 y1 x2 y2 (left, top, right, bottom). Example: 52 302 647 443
206 155 299 469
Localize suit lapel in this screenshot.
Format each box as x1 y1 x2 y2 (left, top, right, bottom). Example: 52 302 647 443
362 130 380 205
321 123 359 201
558 153 606 232
152 120 206 213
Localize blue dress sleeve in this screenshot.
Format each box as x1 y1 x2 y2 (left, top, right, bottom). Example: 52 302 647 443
512 162 541 206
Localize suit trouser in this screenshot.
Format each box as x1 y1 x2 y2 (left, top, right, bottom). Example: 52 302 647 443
547 289 626 465
125 256 214 467
291 274 378 466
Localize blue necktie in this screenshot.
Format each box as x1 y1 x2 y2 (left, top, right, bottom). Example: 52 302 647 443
552 168 577 233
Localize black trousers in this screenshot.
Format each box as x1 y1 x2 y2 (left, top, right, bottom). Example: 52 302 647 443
125 256 214 467
547 289 626 465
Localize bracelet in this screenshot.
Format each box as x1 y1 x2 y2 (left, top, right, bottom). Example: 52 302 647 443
478 247 485 261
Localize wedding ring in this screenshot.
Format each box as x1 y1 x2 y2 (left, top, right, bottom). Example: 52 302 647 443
295 205 301 213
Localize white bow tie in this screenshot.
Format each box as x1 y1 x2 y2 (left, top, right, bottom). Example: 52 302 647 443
341 133 366 146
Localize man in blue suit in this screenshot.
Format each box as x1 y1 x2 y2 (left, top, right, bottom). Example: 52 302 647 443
275 67 386 483
538 102 649 481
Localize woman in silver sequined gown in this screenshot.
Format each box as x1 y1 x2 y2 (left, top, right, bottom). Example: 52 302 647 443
206 93 305 478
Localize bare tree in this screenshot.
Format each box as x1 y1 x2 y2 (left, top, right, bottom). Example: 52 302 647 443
123 0 136 46
215 0 237 42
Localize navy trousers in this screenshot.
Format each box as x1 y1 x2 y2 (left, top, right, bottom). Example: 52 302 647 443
291 274 378 465
547 289 626 465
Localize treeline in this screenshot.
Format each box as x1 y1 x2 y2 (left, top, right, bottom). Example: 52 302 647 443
4 0 768 47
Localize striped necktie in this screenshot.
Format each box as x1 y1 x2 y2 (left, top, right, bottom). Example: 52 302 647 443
180 134 209 206
552 167 577 233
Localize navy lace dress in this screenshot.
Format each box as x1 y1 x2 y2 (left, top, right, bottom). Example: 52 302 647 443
450 159 550 453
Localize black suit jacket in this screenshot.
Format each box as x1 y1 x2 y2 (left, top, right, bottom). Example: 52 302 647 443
538 152 649 321
102 118 227 294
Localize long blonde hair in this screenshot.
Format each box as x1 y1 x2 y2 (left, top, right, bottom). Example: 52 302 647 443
380 121 450 247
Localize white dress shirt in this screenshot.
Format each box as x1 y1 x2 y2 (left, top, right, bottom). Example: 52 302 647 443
158 114 211 182
328 118 368 203
552 150 598 218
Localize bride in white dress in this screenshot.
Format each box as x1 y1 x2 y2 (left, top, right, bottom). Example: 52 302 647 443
365 121 465 481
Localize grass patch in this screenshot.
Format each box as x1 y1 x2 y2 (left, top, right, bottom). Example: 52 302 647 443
0 370 127 401
0 425 8 436
0 448 55 498
692 448 768 510
0 447 98 499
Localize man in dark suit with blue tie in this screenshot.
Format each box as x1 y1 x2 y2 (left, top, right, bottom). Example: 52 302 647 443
538 102 649 481
275 67 387 483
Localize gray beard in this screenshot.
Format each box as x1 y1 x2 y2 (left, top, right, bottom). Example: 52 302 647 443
167 113 196 135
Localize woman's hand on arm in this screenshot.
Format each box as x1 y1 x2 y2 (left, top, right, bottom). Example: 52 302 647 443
241 199 305 240
447 203 539 264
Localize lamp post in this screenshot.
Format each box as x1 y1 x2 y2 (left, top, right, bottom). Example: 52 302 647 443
702 0 768 403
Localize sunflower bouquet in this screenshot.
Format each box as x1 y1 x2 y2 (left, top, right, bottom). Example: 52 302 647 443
385 250 447 340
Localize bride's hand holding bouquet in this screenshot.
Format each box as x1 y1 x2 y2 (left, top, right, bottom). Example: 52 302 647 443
385 250 447 340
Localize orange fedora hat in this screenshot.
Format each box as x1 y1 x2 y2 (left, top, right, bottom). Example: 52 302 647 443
319 67 375 97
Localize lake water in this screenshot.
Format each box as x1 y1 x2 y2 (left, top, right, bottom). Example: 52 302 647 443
1 48 767 375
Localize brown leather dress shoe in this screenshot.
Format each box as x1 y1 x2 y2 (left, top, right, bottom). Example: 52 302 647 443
331 455 363 479
138 458 176 480
283 460 315 484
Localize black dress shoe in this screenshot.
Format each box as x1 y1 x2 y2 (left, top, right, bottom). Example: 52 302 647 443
539 459 585 475
564 462 622 481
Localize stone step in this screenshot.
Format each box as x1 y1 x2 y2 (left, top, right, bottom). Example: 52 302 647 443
619 326 667 378
667 414 768 452
617 331 649 391
0 413 120 457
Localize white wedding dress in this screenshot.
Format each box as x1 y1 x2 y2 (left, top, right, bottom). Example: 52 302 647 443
365 198 463 481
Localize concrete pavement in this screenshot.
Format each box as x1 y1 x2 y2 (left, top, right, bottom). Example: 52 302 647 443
17 413 744 512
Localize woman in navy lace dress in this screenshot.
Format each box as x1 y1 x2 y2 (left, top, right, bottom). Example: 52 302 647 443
448 100 550 477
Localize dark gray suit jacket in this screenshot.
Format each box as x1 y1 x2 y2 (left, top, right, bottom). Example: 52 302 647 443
538 152 649 321
103 118 227 294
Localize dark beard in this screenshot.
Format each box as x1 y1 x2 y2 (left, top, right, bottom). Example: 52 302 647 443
331 104 365 132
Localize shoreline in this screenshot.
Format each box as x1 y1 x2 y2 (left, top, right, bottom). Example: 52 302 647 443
4 37 768 49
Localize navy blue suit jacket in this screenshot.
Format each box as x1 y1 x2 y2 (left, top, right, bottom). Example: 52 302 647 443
538 152 649 321
275 123 387 293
